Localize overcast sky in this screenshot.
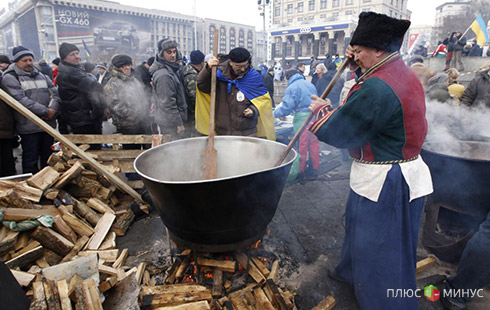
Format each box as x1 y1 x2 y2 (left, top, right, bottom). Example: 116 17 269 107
0 0 448 28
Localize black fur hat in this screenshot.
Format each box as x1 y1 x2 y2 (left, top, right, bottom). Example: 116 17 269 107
111 54 132 68
350 12 411 53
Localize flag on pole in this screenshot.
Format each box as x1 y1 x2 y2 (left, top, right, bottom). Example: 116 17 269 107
470 14 489 47
82 39 91 57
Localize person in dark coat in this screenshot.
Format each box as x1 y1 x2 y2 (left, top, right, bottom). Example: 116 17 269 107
56 43 107 148
444 32 456 71
96 63 112 87
263 67 275 107
311 63 326 86
451 31 466 70
468 40 482 57
0 74 16 177
38 60 53 80
460 68 490 108
0 55 11 72
134 57 154 93
426 73 452 103
315 63 345 108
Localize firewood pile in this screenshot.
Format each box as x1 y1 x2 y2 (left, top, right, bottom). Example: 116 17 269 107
0 147 149 309
138 246 297 310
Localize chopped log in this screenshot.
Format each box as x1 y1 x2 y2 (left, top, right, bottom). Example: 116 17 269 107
136 262 146 285
175 258 189 281
53 215 78 243
62 212 94 237
32 226 74 256
81 170 98 180
110 210 135 236
27 166 60 190
227 283 258 300
87 198 115 214
140 284 209 297
11 240 41 259
61 235 90 263
416 257 437 274
74 177 103 196
0 188 35 209
99 276 117 293
265 279 288 310
99 231 116 250
56 279 73 310
28 264 43 274
0 180 43 202
280 290 294 310
44 188 60 200
13 231 30 252
68 274 84 301
44 248 63 265
58 205 73 215
73 200 101 227
197 257 236 273
85 213 116 250
6 245 43 269
54 161 83 189
268 260 279 281
153 301 211 310
229 295 250 310
112 248 128 269
78 249 119 263
212 269 224 298
95 186 113 201
43 255 98 283
253 287 275 310
69 274 89 310
10 269 36 286
102 270 140 310
140 285 212 308
234 252 266 284
43 278 62 310
0 226 19 255
47 151 65 166
251 257 270 278
84 279 103 310
143 271 151 286
3 207 59 221
64 184 94 199
32 281 48 310
36 257 51 268
312 296 336 310
53 162 67 172
98 264 118 276
244 291 257 309
164 256 183 284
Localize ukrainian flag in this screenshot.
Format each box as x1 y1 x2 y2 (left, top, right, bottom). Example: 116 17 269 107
470 14 489 47
195 67 276 140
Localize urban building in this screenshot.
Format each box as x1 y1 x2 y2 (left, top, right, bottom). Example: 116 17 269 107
434 0 471 28
0 0 261 64
269 0 411 64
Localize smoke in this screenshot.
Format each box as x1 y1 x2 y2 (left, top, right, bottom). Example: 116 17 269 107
424 98 490 160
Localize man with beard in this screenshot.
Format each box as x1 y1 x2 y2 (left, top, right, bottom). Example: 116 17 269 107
2 46 60 173
196 47 275 140
150 40 188 140
308 12 433 309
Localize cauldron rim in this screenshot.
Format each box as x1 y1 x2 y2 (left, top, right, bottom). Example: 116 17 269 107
422 141 490 163
134 136 297 185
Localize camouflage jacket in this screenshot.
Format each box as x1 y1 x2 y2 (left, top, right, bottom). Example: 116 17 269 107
104 68 150 130
182 64 200 114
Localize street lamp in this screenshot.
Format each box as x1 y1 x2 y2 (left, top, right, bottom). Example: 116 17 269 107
258 0 270 63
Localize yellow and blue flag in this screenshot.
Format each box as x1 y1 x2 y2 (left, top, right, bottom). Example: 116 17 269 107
470 14 489 47
82 39 91 57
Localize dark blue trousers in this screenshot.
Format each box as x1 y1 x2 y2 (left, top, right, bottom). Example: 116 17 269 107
446 210 490 302
334 165 424 310
20 132 54 174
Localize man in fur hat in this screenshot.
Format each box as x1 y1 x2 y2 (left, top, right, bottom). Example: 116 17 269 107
195 47 275 139
308 12 433 309
149 39 188 140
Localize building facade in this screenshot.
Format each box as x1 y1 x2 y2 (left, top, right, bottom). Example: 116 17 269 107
269 0 411 64
0 0 260 64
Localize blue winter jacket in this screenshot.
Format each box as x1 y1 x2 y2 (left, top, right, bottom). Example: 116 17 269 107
274 73 317 118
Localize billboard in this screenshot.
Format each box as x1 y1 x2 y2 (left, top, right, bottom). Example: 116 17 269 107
54 5 152 61
18 9 41 58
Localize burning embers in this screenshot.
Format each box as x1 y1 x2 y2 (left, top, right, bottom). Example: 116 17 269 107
139 243 296 309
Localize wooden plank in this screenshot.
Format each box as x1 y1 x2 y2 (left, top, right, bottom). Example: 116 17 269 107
196 257 236 273
0 180 43 202
62 212 94 237
65 134 153 144
10 269 36 287
3 206 59 221
27 166 61 190
229 295 250 310
153 301 211 310
54 161 84 189
61 235 90 263
312 296 336 310
6 245 44 269
416 257 437 274
88 149 145 160
85 213 116 250
57 279 73 310
32 226 74 256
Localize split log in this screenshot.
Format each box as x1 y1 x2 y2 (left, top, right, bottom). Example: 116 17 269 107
175 257 190 281
164 256 182 284
5 245 43 269
251 257 270 278
99 231 116 250
235 252 266 284
61 235 90 263
53 162 67 172
43 278 62 310
32 281 48 310
32 226 74 256
13 231 30 251
87 197 115 214
140 285 212 309
229 295 251 310
416 257 437 274
267 260 279 281
47 151 65 166
54 161 83 189
152 301 211 310
27 166 60 190
3 206 59 221
197 257 236 273
62 212 94 237
68 274 89 310
110 210 135 236
56 279 73 310
244 291 257 309
53 215 78 243
98 264 118 276
140 284 209 297
312 296 336 310
102 271 140 310
0 180 43 202
0 188 35 209
0 226 19 255
73 200 101 227
10 269 36 287
83 279 103 310
81 170 98 180
136 262 146 285
265 279 288 310
78 249 119 263
44 188 60 200
95 186 113 201
253 287 275 310
212 269 224 298
11 240 41 259
99 276 117 293
36 257 51 268
44 248 63 266
85 212 116 250
112 248 128 269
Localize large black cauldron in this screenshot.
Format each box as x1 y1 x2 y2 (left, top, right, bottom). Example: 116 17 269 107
134 136 296 252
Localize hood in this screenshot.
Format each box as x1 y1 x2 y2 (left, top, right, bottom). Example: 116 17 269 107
287 73 304 86
110 67 133 81
149 55 165 75
4 63 39 77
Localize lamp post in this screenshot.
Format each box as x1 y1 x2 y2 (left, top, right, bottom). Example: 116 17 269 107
258 0 270 63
